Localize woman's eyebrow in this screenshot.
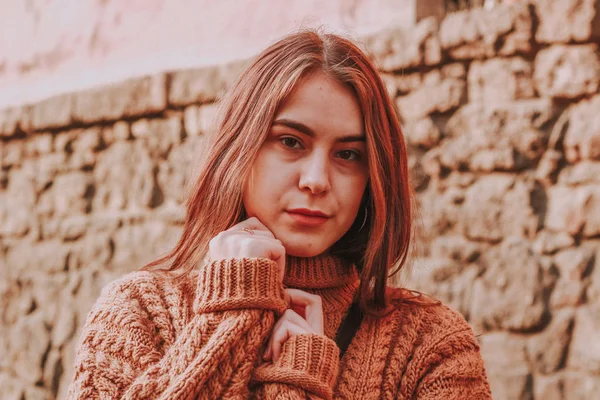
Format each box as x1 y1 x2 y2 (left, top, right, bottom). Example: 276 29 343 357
273 118 366 143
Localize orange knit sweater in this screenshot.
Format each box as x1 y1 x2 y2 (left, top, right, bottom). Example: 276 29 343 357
66 254 492 399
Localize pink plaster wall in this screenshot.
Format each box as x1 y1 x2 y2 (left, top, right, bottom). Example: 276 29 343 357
0 0 417 109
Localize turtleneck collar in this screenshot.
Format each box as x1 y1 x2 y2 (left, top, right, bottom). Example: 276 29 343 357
283 253 359 289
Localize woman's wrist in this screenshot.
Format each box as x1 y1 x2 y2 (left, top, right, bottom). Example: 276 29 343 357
194 257 287 315
253 333 340 398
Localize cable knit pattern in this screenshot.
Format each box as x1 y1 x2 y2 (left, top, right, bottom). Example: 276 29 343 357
66 254 492 399
252 334 340 399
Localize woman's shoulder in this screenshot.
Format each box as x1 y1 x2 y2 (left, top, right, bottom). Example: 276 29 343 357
99 270 171 299
90 269 197 318
384 287 479 347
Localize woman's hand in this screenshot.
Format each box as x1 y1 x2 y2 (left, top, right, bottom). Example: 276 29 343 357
208 217 286 283
264 288 324 362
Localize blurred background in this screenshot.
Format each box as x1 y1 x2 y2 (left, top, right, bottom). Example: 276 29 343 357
1 0 599 399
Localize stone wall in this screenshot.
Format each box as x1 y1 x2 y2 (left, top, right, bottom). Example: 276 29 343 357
1 1 599 399
0 0 425 110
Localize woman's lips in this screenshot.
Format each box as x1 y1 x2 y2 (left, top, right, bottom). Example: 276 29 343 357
286 211 329 227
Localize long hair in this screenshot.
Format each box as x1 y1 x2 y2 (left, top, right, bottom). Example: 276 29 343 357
141 30 414 314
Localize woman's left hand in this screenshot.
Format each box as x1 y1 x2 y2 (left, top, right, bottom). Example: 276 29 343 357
263 288 324 362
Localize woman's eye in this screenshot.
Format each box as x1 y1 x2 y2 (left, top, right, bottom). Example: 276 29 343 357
338 150 361 161
281 137 302 149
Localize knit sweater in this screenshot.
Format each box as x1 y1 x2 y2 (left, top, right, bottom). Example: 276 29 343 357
66 254 492 399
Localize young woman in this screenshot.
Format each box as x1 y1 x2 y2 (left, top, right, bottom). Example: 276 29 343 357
67 31 492 399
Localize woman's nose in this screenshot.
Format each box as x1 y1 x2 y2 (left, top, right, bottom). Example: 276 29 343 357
298 154 331 195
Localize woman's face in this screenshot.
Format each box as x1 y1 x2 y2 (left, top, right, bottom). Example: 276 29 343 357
243 70 369 257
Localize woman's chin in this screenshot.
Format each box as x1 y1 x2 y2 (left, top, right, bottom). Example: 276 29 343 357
282 240 329 258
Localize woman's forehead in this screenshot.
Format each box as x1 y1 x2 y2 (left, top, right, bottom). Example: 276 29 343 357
274 71 364 138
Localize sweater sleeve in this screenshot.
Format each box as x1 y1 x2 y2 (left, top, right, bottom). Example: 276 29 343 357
66 258 287 400
250 333 341 400
413 327 493 400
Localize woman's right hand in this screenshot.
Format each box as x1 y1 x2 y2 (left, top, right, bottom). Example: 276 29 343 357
208 217 286 284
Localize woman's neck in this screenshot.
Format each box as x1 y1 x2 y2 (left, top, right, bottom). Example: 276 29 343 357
283 253 359 289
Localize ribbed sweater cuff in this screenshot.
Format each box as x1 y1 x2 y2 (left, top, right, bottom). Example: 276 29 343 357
253 334 340 399
194 258 287 315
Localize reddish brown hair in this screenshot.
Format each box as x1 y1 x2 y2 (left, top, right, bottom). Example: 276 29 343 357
142 30 414 313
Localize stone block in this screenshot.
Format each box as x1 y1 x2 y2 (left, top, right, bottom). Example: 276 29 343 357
70 127 102 169
535 149 563 185
50 172 94 216
532 0 600 43
101 120 130 146
0 202 32 238
441 63 467 79
58 215 89 241
414 184 464 238
439 100 556 172
92 141 157 210
168 60 249 106
42 347 62 397
468 57 535 103
558 161 600 185
183 104 218 137
8 312 50 384
429 234 482 263
6 240 69 276
0 106 24 137
67 233 114 271
533 374 565 400
30 153 68 200
131 116 183 158
461 176 539 242
563 95 600 162
390 72 422 95
38 215 89 241
403 117 441 149
440 2 532 60
470 238 553 331
401 255 480 318
0 373 25 400
532 230 575 255
551 277 586 308
447 98 557 137
568 304 600 372
112 221 181 272
527 310 574 373
28 93 72 131
53 128 78 152
73 74 167 123
588 248 600 303
0 168 37 237
58 340 76 400
0 276 35 325
1 139 24 168
480 332 533 400
546 185 600 237
198 104 219 135
554 248 595 280
365 17 441 71
563 371 600 400
157 135 207 204
183 105 201 137
23 386 52 400
396 78 465 121
534 45 600 99
23 133 53 157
